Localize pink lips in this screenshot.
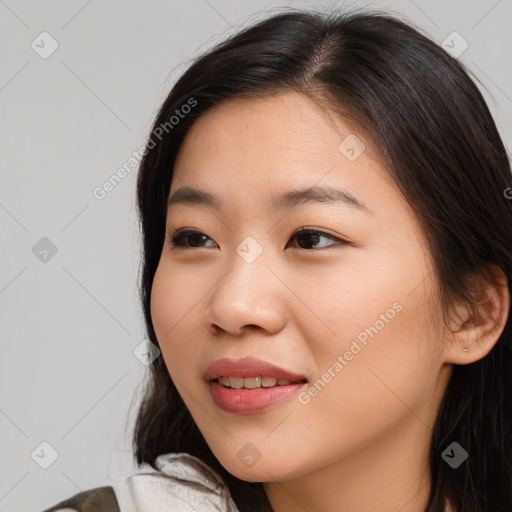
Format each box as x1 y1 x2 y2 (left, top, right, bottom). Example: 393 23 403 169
203 356 307 382
204 356 308 415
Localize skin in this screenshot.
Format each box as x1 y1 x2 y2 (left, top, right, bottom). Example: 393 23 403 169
150 91 509 512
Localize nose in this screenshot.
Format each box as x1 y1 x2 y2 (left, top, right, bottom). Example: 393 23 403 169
204 249 287 337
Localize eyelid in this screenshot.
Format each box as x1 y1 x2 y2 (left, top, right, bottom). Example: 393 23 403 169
168 228 216 248
292 226 343 240
291 227 351 248
168 227 350 249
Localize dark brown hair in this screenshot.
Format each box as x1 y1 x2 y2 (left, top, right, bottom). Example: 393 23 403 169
131 7 512 511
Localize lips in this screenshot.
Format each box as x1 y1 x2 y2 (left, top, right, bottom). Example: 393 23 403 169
203 356 308 383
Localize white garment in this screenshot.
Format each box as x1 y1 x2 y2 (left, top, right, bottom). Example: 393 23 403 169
112 452 240 512
49 452 454 511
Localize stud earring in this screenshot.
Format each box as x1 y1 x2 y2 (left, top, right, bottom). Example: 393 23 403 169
464 347 469 353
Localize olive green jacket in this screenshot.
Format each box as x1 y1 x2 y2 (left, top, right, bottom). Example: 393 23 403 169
42 486 119 512
39 452 240 512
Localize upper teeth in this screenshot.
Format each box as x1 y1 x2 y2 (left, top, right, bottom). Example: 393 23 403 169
217 376 297 389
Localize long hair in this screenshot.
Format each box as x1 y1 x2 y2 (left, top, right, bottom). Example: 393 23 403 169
131 7 512 511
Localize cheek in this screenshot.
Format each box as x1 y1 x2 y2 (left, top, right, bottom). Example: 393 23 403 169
288 253 412 357
150 263 203 377
150 260 207 332
286 302 436 465
289 251 438 432
330 300 433 392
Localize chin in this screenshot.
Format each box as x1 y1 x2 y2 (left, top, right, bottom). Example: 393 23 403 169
216 451 301 484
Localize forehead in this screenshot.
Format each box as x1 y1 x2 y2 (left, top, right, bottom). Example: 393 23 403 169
175 92 355 167
170 91 405 218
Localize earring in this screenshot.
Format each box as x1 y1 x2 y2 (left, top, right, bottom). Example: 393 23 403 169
464 347 469 353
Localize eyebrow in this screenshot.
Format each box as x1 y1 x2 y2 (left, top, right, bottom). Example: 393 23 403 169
167 184 372 214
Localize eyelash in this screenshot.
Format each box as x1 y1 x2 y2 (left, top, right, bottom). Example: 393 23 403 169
167 227 349 250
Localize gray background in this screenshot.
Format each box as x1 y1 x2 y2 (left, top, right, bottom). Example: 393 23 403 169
1 1 511 511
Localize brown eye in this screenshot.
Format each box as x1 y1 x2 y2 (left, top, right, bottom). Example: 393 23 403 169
170 230 216 248
288 228 348 250
168 227 348 250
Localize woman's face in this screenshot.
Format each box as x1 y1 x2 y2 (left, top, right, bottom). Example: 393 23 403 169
150 92 453 485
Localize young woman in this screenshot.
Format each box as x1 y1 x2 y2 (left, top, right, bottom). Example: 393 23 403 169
42 6 512 512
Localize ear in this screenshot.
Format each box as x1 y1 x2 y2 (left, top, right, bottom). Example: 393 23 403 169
444 262 510 365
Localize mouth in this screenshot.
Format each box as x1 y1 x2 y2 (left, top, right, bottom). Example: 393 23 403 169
203 356 308 384
211 376 308 389
208 378 309 415
204 356 308 413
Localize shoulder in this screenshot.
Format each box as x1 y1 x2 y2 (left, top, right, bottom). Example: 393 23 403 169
40 453 240 512
112 452 240 511
40 485 119 512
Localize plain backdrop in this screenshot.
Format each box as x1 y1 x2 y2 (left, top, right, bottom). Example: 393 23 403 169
1 1 511 511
